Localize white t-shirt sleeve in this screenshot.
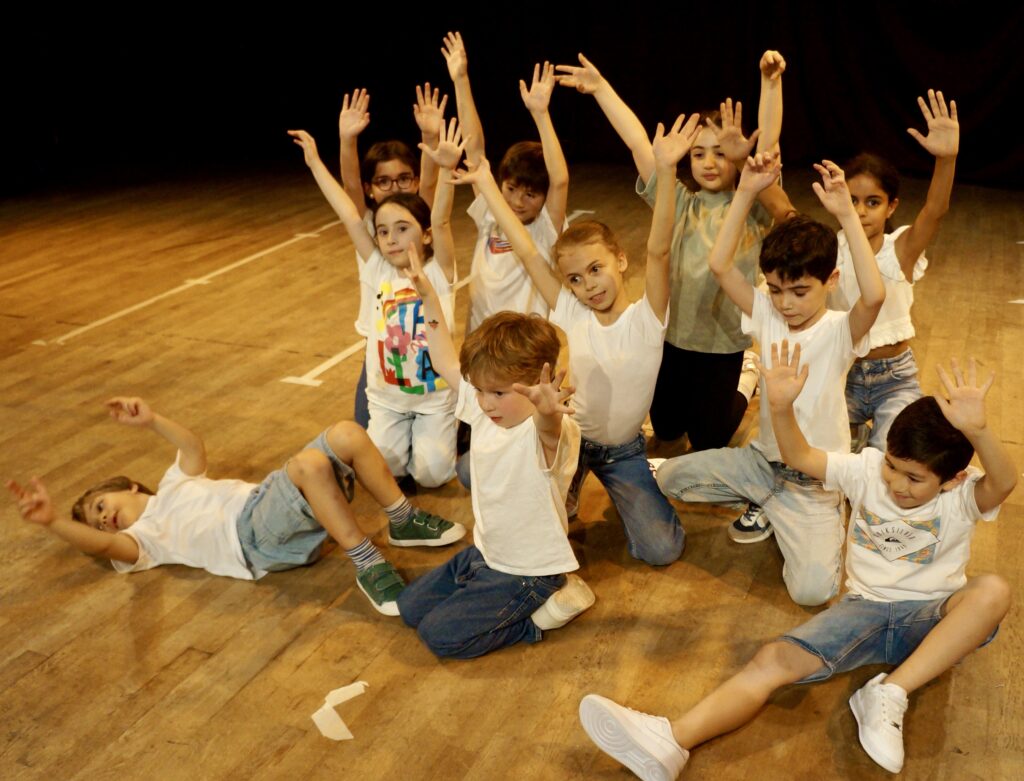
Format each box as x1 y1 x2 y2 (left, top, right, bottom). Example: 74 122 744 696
468 193 489 230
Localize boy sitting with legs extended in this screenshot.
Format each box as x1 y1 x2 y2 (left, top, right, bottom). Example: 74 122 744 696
656 153 885 606
395 246 594 659
6 397 465 616
580 346 1015 778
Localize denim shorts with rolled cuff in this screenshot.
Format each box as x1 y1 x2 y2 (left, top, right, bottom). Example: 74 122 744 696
781 593 998 684
235 429 356 574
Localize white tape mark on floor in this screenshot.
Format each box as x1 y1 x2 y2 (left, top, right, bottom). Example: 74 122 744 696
0 262 63 290
567 209 596 223
1011 300 1024 305
39 220 341 346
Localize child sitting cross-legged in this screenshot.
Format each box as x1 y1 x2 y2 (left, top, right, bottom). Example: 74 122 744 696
579 347 1015 778
656 153 886 606
394 246 595 659
6 397 465 616
450 114 704 566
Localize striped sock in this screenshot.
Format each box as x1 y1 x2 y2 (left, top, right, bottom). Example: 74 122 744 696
345 537 385 572
384 496 415 528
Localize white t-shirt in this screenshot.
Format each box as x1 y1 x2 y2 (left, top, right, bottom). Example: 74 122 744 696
353 211 377 337
456 377 580 576
829 226 928 349
826 448 999 601
360 249 455 413
112 454 257 580
550 288 667 445
467 194 562 332
742 290 869 461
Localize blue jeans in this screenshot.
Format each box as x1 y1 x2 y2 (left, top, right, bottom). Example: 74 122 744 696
573 434 685 566
397 546 566 659
782 593 999 683
656 445 844 606
846 349 922 451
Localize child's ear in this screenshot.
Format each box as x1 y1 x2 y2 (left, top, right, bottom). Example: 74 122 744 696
130 483 139 494
825 267 840 290
940 470 969 492
422 227 432 247
617 252 628 273
363 182 374 199
886 197 899 219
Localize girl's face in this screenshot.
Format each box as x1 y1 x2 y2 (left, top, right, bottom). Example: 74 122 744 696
366 159 419 204
689 126 737 192
847 174 898 242
375 202 429 269
557 240 629 317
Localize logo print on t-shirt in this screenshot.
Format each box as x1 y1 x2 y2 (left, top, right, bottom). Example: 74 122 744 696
375 280 447 395
487 233 513 254
852 509 941 563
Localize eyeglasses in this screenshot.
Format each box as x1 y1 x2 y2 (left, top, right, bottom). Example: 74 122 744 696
371 173 416 192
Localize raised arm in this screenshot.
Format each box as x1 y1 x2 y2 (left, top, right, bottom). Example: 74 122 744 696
442 32 486 171
289 129 377 260
512 363 575 468
338 89 372 217
648 114 702 319
812 160 884 343
895 90 959 278
414 82 448 208
521 62 569 231
935 358 1017 514
756 341 828 480
555 54 655 183
6 478 140 563
106 397 207 476
708 152 782 317
402 246 461 389
452 159 562 310
421 118 465 284
757 50 785 153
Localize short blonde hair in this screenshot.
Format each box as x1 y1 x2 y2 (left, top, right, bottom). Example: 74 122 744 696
460 312 560 386
552 220 625 266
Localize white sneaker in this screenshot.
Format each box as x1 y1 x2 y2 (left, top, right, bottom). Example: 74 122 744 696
531 574 596 630
849 673 909 773
579 694 689 781
727 503 773 544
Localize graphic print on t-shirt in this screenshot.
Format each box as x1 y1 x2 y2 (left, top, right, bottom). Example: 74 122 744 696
852 508 941 564
375 279 447 395
487 232 513 255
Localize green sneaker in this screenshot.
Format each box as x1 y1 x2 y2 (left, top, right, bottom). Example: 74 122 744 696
388 509 466 548
355 562 405 616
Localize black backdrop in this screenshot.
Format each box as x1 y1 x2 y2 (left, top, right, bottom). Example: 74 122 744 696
5 4 1023 195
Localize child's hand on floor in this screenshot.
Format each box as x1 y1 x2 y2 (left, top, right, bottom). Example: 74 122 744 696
6 477 56 526
513 363 575 418
105 397 155 427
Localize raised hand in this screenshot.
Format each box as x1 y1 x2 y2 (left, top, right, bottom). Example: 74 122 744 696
6 477 57 526
450 156 492 187
520 61 556 114
441 31 468 80
105 397 155 427
287 129 321 168
513 363 575 417
338 89 370 140
811 159 854 217
737 151 782 194
760 50 786 80
753 340 808 410
401 244 431 297
418 118 466 170
936 357 993 435
708 98 761 163
413 82 447 138
652 113 702 169
907 89 959 159
554 53 604 94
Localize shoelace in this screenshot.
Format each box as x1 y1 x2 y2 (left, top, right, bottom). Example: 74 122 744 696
877 688 908 731
739 506 763 527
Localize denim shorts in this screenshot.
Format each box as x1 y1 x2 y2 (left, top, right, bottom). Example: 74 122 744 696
235 429 356 574
782 593 998 683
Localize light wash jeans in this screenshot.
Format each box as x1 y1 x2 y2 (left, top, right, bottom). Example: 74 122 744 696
656 445 845 606
846 349 923 451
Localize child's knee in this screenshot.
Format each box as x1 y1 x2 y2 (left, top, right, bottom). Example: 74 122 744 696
746 641 820 687
783 570 837 607
409 442 455 488
655 457 687 498
967 574 1012 619
417 616 472 659
631 525 685 566
287 449 335 488
325 420 369 461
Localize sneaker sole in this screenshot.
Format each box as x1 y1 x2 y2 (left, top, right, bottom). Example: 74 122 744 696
849 690 903 773
388 524 466 548
727 524 774 544
355 577 401 616
579 696 677 781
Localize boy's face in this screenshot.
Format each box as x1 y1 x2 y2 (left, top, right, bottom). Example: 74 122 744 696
471 373 535 429
689 126 738 192
500 178 546 225
881 453 948 509
365 160 418 204
83 486 150 532
557 241 628 315
764 269 837 332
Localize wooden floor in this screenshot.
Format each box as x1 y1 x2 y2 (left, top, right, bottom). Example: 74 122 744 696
1 165 1021 780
